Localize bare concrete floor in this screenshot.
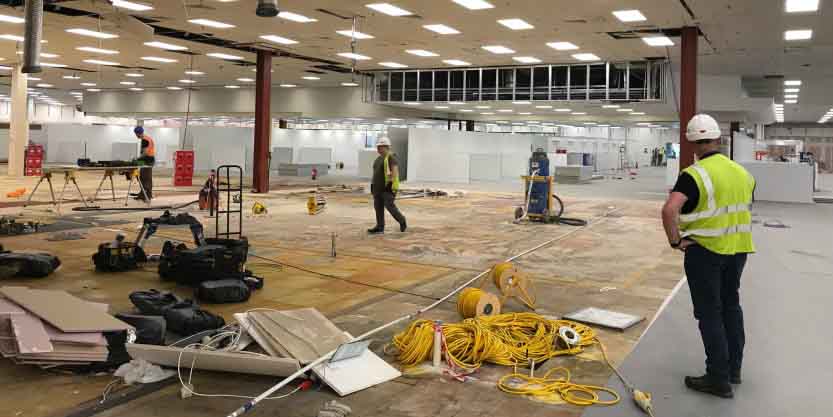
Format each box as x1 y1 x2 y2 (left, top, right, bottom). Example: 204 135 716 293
0 168 683 417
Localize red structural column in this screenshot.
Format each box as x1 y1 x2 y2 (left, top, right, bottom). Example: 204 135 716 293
252 50 272 193
679 26 698 171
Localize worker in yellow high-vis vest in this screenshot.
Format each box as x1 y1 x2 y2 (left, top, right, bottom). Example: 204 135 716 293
662 114 755 399
368 137 407 234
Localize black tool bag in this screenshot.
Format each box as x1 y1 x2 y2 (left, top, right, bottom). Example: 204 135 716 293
93 243 147 272
115 313 166 345
0 249 61 278
158 238 249 286
196 279 251 304
129 289 182 316
164 301 226 336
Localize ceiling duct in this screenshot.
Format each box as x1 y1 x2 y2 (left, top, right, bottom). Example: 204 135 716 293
256 0 279 17
22 0 44 74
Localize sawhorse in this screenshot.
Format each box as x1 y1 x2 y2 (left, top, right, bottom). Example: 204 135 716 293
124 168 151 206
24 170 90 213
91 169 118 203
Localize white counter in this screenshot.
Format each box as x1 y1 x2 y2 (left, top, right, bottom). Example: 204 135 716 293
740 161 814 204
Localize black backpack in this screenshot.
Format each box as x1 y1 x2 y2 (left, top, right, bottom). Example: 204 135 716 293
164 301 226 336
129 289 182 315
0 248 61 278
196 279 251 304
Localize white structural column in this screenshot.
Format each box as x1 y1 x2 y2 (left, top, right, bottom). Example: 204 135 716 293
8 64 29 177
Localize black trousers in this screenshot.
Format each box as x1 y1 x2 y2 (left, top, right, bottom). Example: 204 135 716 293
684 244 748 383
373 192 405 229
139 167 153 199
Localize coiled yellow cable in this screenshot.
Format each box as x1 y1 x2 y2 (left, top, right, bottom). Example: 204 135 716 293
388 313 620 408
457 288 501 319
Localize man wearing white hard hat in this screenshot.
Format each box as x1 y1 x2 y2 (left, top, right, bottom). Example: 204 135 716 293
368 137 407 234
662 114 755 399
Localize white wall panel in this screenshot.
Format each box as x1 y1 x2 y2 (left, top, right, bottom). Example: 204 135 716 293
469 154 502 182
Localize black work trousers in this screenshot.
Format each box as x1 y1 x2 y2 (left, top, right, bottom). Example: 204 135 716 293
139 167 153 199
373 192 405 230
684 244 748 383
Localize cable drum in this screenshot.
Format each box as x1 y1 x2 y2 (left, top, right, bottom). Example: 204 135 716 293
492 265 536 310
456 288 502 319
558 326 581 348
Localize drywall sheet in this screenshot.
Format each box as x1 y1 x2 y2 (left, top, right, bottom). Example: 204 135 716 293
313 349 401 396
0 287 131 333
469 154 502 182
10 314 53 354
740 161 814 203
297 147 332 164
249 308 351 364
126 344 300 376
272 147 293 168
111 142 138 161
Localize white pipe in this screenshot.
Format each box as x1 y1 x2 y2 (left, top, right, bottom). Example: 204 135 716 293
225 207 622 417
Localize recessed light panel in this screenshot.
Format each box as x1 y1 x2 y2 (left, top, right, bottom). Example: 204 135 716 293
260 35 299 45
66 28 118 39
365 3 413 16
76 46 119 55
406 49 439 57
482 45 515 54
142 56 178 63
207 53 243 60
443 59 471 66
498 18 534 30
452 0 494 10
337 52 371 60
278 11 318 23
785 29 813 40
188 19 235 29
0 14 24 24
83 59 119 66
336 30 374 39
784 80 802 86
547 42 579 50
379 62 408 68
573 53 600 61
424 24 460 35
642 36 674 46
144 41 188 51
513 56 541 64
786 0 819 13
112 1 153 12
612 10 647 22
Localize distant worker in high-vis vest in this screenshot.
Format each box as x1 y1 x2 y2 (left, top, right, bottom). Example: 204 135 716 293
134 126 156 201
662 114 755 399
368 137 406 234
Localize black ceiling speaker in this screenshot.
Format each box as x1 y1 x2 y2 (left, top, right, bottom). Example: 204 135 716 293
256 0 280 17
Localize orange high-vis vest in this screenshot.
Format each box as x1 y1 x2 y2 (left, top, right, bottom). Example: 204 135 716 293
141 134 156 157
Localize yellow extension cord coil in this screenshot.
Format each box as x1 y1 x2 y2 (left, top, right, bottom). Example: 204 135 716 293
387 313 621 407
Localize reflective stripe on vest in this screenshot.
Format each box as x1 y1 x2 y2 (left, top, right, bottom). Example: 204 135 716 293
383 154 400 191
689 163 716 211
679 203 751 223
681 223 752 238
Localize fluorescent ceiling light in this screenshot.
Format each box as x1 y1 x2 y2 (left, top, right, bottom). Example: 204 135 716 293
280 84 297 88
125 73 144 77
513 56 541 64
573 53 600 61
637 122 652 126
129 87 144 91
519 112 532 115
448 102 464 105
337 52 371 60
207 52 243 60
785 99 798 104
443 59 471 66
460 109 473 112
424 24 460 35
475 105 491 109
602 104 620 108
120 81 136 85
452 0 494 10
166 86 183 90
112 1 153 11
83 59 119 66
142 56 178 63
185 70 205 75
617 108 634 112
584 122 597 125
336 30 374 39
66 28 118 39
260 35 299 45
785 29 812 40
784 80 802 86
36 83 53 88
631 112 646 115
612 10 647 22
784 88 800 93
642 36 674 46
435 106 449 109
784 94 799 99
0 34 24 42
554 108 571 112
480 112 495 115
0 14 24 24
404 102 421 105
225 85 240 89
278 11 318 23
547 41 579 50
76 46 119 55
144 41 188 51
188 19 235 29
86 88 101 92
571 112 587 115
342 82 360 86
302 76 320 80
365 3 413 16
498 18 534 30
536 105 552 109
179 79 197 84
482 45 515 54
379 62 408 68
406 49 439 57
40 52 59 58
63 75 81 80
80 82 97 86
498 109 513 113
512 101 531 105
786 0 819 13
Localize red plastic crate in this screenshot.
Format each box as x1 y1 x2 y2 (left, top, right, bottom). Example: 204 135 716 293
26 159 42 168
25 168 42 177
173 176 192 187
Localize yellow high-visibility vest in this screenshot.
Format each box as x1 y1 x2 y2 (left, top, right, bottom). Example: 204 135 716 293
680 154 755 255
383 154 400 192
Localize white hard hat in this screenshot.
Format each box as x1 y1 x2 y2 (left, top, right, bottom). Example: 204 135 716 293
686 114 721 142
376 137 391 147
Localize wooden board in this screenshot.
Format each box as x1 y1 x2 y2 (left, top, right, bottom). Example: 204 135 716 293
313 349 401 396
0 287 131 333
249 309 351 364
233 313 283 357
126 344 300 377
9 313 53 354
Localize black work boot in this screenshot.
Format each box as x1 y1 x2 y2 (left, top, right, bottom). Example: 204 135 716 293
730 370 742 385
367 227 384 234
400 220 407 233
685 375 734 398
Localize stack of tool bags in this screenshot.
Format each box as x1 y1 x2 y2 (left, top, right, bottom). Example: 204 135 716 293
0 287 132 368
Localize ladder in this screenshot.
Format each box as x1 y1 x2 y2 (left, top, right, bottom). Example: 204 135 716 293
215 165 243 239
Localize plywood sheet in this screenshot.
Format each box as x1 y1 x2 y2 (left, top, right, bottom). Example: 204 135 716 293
126 344 300 377
233 313 282 357
249 308 351 364
313 349 401 396
9 314 53 354
0 287 131 333
0 297 25 315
